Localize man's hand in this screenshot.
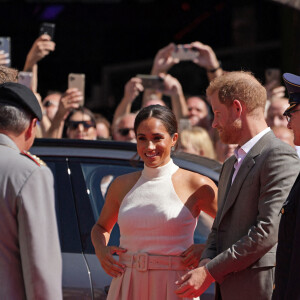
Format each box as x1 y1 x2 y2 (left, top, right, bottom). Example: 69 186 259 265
181 244 206 269
175 264 215 298
151 43 179 75
190 41 220 71
264 80 286 101
159 73 182 96
123 77 144 103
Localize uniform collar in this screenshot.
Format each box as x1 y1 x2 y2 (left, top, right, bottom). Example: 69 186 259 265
0 133 19 151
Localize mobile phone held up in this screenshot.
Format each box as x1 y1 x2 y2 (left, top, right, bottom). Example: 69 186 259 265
68 73 85 106
0 37 11 67
265 68 281 88
136 74 165 90
18 72 33 89
39 23 55 40
171 45 199 61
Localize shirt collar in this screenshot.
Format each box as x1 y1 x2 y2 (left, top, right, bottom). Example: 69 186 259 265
240 127 271 155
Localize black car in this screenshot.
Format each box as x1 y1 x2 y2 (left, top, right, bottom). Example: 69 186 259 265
31 138 221 300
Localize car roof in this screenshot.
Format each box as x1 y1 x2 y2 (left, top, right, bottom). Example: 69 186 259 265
31 138 221 183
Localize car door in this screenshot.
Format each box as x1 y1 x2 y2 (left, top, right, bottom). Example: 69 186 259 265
42 157 94 299
68 157 142 299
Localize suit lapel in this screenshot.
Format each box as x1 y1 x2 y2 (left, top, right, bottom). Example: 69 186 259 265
218 131 274 225
217 156 236 225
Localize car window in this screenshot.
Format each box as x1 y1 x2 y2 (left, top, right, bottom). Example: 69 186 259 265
79 162 141 248
44 159 83 253
81 163 138 221
81 163 140 220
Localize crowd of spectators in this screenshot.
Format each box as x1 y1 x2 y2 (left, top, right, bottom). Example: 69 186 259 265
1 31 299 163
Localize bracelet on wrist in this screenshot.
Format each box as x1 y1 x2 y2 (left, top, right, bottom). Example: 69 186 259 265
207 61 222 73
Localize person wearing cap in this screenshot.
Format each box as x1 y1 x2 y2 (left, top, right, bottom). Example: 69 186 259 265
0 82 62 299
273 73 300 300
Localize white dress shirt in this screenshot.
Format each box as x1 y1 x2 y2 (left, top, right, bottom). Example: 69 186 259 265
232 127 271 184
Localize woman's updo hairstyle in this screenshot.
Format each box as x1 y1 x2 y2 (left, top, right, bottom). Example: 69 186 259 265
134 105 178 137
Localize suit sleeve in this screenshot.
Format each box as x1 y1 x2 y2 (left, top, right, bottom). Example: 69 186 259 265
201 162 227 260
18 166 63 300
206 146 300 283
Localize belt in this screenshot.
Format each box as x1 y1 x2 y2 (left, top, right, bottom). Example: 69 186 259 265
119 252 188 272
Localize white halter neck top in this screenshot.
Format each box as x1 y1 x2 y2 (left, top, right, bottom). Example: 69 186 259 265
118 159 197 255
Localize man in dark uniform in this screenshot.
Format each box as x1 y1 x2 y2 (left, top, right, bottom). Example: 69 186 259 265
0 82 62 299
273 73 300 300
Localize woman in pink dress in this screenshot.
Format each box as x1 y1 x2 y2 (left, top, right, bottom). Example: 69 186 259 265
91 105 217 299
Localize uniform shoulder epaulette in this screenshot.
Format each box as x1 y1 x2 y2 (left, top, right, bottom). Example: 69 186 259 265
21 151 47 167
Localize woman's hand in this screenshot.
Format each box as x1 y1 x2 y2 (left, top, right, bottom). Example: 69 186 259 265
181 244 206 269
24 34 55 70
96 245 127 277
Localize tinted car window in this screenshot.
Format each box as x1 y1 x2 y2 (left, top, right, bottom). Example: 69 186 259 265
81 163 140 220
81 162 141 248
46 159 82 253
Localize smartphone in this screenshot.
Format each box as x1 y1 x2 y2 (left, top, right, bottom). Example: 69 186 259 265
68 73 85 106
136 74 165 90
39 23 55 40
0 37 11 67
265 68 281 87
18 71 33 89
171 45 199 61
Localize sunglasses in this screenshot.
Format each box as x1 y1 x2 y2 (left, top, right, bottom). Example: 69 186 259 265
43 100 57 108
67 120 95 130
285 109 300 123
118 128 135 136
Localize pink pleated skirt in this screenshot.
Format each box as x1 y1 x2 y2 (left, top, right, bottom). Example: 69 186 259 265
107 253 200 300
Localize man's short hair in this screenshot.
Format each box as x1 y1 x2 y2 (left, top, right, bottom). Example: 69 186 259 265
0 104 31 134
206 71 267 113
0 65 18 84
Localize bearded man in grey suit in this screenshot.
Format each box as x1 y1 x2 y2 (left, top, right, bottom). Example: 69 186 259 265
176 71 300 300
0 82 62 299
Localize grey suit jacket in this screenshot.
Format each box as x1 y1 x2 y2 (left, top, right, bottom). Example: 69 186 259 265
201 131 300 300
0 134 62 299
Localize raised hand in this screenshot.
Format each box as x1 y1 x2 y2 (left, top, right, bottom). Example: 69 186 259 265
24 34 55 70
151 43 179 75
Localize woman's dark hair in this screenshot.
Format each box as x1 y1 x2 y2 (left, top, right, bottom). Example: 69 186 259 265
62 106 96 138
134 105 178 137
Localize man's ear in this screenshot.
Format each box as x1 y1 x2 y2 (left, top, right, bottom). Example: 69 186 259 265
25 118 37 140
232 99 243 117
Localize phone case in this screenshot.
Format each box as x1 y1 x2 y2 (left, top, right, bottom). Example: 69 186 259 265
265 68 281 86
18 72 33 89
39 23 55 40
0 37 11 67
171 45 198 61
68 73 85 106
136 74 164 90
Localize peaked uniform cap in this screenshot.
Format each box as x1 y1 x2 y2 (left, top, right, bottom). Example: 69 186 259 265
0 82 42 120
283 73 300 115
